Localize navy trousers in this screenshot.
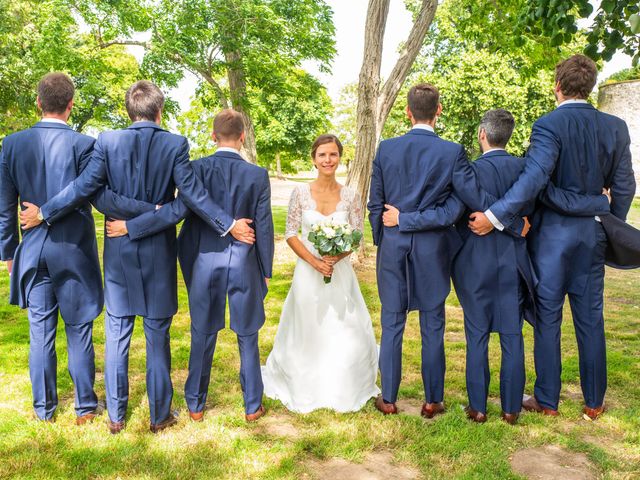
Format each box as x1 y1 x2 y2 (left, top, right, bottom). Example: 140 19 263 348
464 326 525 415
104 312 173 425
533 227 608 410
380 306 445 404
185 327 263 415
27 261 97 420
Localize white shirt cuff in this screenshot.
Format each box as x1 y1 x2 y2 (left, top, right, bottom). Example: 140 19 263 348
485 209 505 231
222 219 236 237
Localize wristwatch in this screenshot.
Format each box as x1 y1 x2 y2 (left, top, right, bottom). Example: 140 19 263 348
36 208 44 222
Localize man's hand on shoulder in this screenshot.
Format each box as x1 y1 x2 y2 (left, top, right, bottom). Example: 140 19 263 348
231 218 256 245
6 260 13 275
603 188 611 204
19 202 43 230
382 204 400 227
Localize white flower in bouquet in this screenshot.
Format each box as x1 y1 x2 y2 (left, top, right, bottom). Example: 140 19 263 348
322 226 336 238
307 220 363 284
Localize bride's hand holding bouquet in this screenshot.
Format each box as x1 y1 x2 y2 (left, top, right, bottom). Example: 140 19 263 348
308 219 363 283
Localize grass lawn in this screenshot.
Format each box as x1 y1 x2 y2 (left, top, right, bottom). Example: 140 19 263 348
0 200 639 479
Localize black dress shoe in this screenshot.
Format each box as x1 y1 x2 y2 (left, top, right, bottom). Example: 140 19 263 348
150 411 178 433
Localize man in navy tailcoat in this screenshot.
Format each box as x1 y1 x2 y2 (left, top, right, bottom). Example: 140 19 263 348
451 109 537 425
19 81 256 433
0 73 104 423
109 109 274 422
470 55 635 420
368 84 513 418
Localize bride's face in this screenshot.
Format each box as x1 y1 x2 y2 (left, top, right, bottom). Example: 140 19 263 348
314 142 340 176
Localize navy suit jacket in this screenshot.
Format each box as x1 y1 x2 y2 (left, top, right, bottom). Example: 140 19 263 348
126 150 274 335
452 151 537 333
38 122 234 318
368 128 496 312
0 122 103 324
487 103 635 296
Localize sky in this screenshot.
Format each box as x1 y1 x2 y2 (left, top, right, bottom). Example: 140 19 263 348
128 0 633 112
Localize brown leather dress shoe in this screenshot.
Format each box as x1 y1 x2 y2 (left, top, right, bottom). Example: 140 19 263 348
501 412 519 425
421 402 445 419
375 396 398 415
245 405 266 422
150 412 178 433
76 412 98 426
583 405 605 420
465 407 487 423
189 410 204 422
107 419 125 434
522 395 558 416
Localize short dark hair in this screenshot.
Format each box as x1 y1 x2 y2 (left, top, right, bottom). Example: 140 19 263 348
407 84 440 121
125 80 165 121
479 109 515 148
37 72 75 114
311 134 343 159
213 109 244 141
555 54 598 99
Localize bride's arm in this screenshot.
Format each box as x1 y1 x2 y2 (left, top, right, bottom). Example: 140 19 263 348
284 187 333 277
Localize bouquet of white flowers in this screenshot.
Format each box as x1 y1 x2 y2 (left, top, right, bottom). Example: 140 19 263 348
307 219 363 283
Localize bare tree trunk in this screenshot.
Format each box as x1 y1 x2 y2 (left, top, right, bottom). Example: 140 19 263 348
346 0 390 215
275 152 284 179
347 0 438 216
225 50 258 164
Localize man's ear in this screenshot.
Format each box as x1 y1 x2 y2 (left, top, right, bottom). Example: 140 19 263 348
37 96 43 112
239 131 246 144
436 103 443 117
212 131 218 143
554 81 562 93
66 99 74 113
406 105 413 121
155 109 163 125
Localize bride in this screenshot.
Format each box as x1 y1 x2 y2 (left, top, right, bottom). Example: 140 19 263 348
262 134 380 413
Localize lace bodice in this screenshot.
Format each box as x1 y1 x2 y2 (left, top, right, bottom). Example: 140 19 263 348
285 183 365 246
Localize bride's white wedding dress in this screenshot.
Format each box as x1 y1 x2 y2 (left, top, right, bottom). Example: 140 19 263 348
262 183 380 413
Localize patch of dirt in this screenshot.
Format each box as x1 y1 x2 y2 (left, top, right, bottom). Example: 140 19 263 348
510 445 597 480
396 398 423 417
304 451 421 480
257 413 301 439
444 331 465 343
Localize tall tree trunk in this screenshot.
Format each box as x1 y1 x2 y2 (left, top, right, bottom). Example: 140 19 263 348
347 0 437 216
225 50 258 164
346 0 389 215
275 151 284 179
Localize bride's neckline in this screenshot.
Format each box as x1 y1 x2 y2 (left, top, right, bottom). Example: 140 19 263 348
306 182 345 217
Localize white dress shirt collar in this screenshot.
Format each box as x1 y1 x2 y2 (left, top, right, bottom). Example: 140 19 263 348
40 117 68 125
216 146 241 155
412 123 435 132
557 99 589 108
483 148 506 154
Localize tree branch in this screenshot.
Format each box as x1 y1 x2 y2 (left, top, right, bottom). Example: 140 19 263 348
376 0 437 136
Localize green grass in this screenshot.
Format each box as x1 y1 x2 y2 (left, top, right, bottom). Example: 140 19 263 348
0 201 639 479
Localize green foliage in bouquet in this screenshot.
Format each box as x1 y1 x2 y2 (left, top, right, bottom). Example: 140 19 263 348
307 220 363 283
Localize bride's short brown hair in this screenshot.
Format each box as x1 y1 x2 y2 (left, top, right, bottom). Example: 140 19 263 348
311 134 343 159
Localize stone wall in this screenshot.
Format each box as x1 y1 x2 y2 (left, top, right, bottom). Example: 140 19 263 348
598 79 640 195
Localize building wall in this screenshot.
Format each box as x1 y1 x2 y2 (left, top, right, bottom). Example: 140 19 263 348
598 80 640 195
